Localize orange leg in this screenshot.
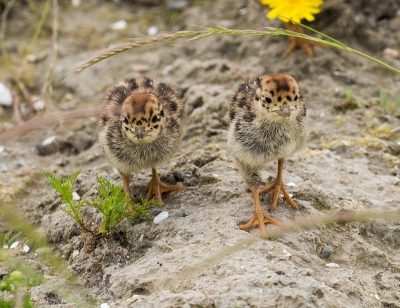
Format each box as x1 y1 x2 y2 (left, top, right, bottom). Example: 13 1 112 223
146 167 184 203
120 172 135 203
238 187 283 239
284 23 328 57
259 158 298 212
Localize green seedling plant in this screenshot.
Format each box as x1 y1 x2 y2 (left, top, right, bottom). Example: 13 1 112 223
379 89 400 116
334 88 358 113
85 175 154 237
44 171 90 233
44 171 157 237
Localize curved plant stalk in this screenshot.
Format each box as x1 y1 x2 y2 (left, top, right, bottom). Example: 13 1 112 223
73 25 400 75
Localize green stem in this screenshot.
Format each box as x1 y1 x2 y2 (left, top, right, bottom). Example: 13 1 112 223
20 0 53 70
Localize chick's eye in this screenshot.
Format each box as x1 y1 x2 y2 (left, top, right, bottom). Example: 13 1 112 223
265 97 272 104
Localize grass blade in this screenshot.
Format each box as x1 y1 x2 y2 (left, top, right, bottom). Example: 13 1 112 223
73 26 400 76
7 231 22 248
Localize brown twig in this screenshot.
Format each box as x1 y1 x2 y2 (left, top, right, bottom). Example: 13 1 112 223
12 90 24 125
15 79 36 111
41 0 59 111
0 105 101 143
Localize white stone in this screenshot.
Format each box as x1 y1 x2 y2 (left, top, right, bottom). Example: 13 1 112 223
72 0 81 7
147 26 158 36
23 245 30 253
34 100 46 110
0 82 13 106
72 250 79 258
0 146 4 153
325 263 339 268
100 304 110 308
72 191 80 201
287 182 296 187
153 211 169 224
111 20 127 30
10 241 19 249
282 249 292 257
42 136 56 146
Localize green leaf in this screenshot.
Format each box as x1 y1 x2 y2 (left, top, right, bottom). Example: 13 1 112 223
7 231 22 248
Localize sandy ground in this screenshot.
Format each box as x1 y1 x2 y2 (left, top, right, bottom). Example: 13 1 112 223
1 0 400 307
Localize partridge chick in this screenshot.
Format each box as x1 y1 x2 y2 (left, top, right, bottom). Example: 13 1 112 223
228 74 308 238
98 77 184 203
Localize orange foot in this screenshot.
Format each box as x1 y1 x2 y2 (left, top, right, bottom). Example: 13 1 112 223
146 167 184 204
238 187 283 239
260 158 298 212
285 23 328 57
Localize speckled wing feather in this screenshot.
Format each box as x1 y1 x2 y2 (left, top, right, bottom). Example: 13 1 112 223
228 77 261 124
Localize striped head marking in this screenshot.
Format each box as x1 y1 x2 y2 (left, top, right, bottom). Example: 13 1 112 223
254 74 301 121
121 93 165 143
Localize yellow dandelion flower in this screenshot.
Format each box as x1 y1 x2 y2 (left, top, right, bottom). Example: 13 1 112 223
261 0 324 23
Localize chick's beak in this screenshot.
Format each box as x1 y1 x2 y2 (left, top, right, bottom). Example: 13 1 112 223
275 106 291 119
135 127 146 140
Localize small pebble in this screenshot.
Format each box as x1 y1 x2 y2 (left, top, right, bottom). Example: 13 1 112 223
23 245 30 253
100 304 110 308
0 164 8 173
0 82 13 106
111 20 127 30
383 48 398 58
42 136 56 146
0 145 4 153
182 210 189 217
72 0 81 7
139 234 144 242
239 8 247 15
10 241 19 249
282 249 293 257
153 211 169 224
320 246 333 258
72 192 81 201
325 263 339 268
287 182 296 187
147 26 158 36
34 100 45 110
72 250 79 258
